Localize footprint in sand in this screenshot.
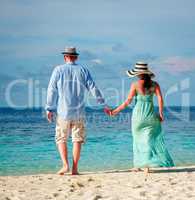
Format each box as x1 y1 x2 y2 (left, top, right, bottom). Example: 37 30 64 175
170 182 177 185
69 183 76 192
187 186 193 191
88 177 95 182
77 182 84 188
70 183 76 188
132 185 142 189
69 188 75 192
18 190 25 193
44 195 52 199
53 193 59 197
95 185 102 188
139 191 146 196
93 195 102 200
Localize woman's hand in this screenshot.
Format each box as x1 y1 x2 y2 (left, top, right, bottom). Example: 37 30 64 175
111 109 119 116
159 113 164 122
104 107 112 116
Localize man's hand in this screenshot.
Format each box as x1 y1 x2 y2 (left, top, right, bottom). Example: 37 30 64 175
104 107 112 116
46 111 53 123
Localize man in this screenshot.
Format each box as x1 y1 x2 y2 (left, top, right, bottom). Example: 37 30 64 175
45 47 104 175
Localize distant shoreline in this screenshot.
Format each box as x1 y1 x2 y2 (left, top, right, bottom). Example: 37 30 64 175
0 106 195 111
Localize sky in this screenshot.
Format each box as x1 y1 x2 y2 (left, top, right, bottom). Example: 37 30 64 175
0 0 195 107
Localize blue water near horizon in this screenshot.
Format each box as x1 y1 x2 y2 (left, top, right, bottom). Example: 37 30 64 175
0 106 195 176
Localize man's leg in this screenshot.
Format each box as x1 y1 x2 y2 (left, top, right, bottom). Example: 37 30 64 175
72 142 82 175
55 117 70 175
57 142 69 175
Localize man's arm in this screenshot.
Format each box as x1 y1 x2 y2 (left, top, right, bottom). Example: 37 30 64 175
45 67 59 122
85 69 105 104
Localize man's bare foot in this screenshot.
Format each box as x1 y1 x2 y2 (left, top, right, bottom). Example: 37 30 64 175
72 171 79 175
130 168 142 172
72 165 79 175
57 166 69 175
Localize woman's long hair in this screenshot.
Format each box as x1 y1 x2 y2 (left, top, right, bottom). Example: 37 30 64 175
141 74 152 90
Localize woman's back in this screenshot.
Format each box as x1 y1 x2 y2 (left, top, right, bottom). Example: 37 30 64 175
132 80 158 121
134 80 156 96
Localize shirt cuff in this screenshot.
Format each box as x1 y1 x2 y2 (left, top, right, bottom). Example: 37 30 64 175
45 105 56 112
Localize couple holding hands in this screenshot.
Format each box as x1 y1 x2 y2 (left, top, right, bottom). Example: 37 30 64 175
46 47 174 175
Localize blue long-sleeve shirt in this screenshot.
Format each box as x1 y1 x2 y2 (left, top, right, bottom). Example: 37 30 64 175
45 62 104 120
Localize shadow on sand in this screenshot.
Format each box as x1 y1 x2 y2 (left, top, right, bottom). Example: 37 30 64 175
151 167 195 173
77 166 195 176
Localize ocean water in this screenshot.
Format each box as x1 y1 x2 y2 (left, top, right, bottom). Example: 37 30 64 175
0 107 195 176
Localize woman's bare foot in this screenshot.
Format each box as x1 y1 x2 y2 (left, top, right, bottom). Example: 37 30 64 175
57 165 69 175
144 167 150 181
130 168 142 172
144 167 150 174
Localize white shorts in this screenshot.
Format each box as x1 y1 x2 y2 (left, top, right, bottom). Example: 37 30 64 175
55 116 85 144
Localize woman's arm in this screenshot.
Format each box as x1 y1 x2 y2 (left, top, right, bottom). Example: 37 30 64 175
111 83 136 115
155 82 164 122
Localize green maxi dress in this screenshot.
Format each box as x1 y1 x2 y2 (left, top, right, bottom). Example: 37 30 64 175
131 82 174 168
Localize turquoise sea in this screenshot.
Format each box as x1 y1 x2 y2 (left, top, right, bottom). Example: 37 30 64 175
0 107 195 176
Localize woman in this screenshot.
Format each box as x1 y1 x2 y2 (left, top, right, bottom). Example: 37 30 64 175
105 62 174 173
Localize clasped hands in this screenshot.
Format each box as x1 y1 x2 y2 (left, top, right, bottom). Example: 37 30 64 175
104 106 119 116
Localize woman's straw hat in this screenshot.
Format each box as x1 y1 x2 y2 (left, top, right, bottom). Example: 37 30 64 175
126 62 155 78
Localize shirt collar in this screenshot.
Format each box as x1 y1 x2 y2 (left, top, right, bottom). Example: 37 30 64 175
66 61 75 65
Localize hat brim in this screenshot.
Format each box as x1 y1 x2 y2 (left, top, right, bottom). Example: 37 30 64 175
61 52 79 56
126 70 155 78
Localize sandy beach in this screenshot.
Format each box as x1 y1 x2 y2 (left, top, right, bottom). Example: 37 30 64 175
1 166 195 200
